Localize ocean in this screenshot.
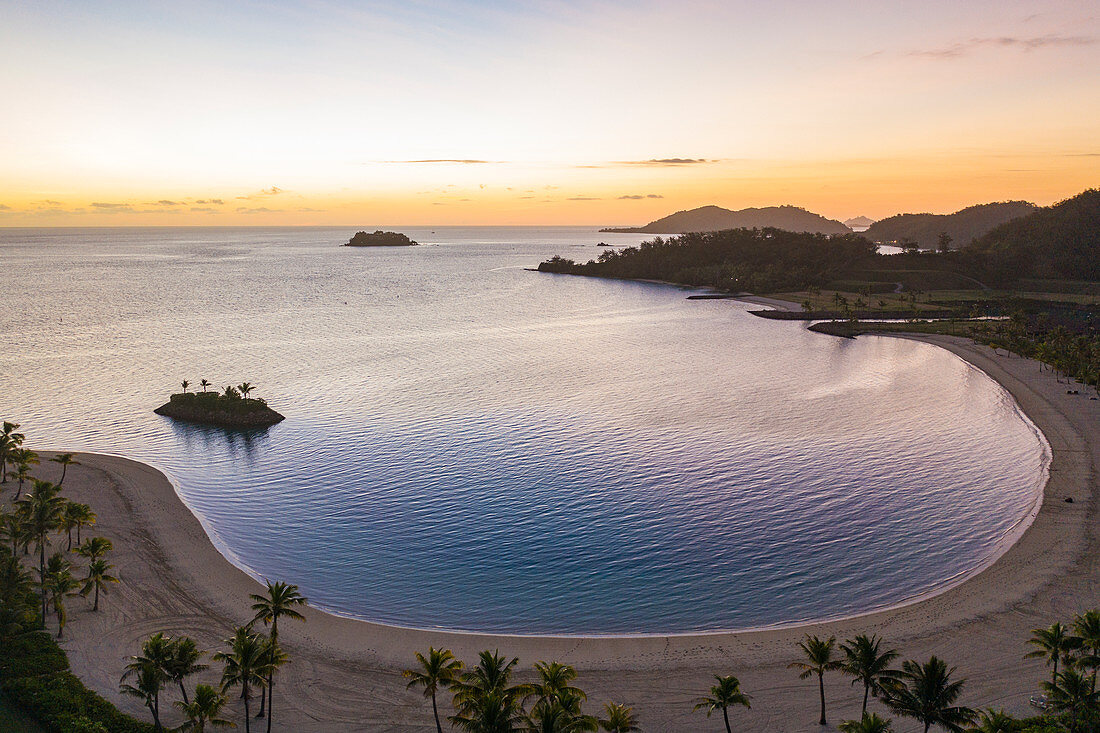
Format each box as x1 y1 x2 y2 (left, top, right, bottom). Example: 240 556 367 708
0 226 1048 634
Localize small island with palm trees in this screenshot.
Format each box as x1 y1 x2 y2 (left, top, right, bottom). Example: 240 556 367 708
154 381 285 428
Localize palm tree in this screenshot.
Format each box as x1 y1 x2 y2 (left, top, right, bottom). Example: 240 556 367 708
248 580 307 731
11 461 32 499
693 675 751 733
167 636 209 704
968 709 1014 733
0 421 26 484
1026 622 1082 689
524 688 597 732
17 479 65 622
238 383 254 400
789 634 842 725
79 557 119 611
450 686 525 733
597 702 638 732
61 501 96 550
403 646 463 733
214 627 269 733
528 661 587 710
1072 609 1100 692
42 552 80 637
841 634 901 714
1042 668 1099 733
882 657 975 733
200 379 212 393
524 662 596 733
839 712 893 733
175 683 235 732
49 453 78 487
76 536 113 562
121 660 168 731
450 649 535 732
0 511 25 555
181 380 191 393
0 549 36 636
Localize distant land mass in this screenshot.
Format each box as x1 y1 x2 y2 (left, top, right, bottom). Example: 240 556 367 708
863 201 1036 250
600 205 851 235
541 188 1100 292
965 189 1100 283
844 216 875 230
345 230 419 247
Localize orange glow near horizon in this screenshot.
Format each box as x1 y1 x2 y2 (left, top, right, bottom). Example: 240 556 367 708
1 2 1098 227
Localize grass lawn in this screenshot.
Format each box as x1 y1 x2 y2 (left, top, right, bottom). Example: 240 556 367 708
0 694 45 733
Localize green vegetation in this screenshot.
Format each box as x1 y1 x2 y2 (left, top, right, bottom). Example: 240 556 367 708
154 382 285 428
396 607 1100 731
345 230 419 246
540 188 1099 306
540 228 877 292
0 424 153 732
863 201 1036 250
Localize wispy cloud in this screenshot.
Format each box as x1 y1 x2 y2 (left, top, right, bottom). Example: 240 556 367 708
615 158 713 166
236 187 285 200
618 194 664 200
146 199 181 206
378 159 501 164
906 34 1095 59
194 198 225 205
0 204 10 211
190 207 219 213
567 196 601 201
235 206 282 214
91 202 131 209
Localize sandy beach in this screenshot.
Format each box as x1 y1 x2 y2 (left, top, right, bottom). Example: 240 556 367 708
18 334 1097 732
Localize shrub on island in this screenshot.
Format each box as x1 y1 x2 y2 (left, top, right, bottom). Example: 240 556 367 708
344 230 418 247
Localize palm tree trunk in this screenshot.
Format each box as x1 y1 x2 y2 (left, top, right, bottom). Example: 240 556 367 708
432 692 443 733
243 684 251 733
256 685 265 717
862 682 869 714
180 680 189 705
60 465 67 485
94 584 100 611
67 528 73 551
154 691 163 732
817 672 826 725
266 678 274 733
722 707 732 733
39 541 46 623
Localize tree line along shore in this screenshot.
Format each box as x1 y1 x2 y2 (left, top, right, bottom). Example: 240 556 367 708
2 419 1099 731
540 188 1100 393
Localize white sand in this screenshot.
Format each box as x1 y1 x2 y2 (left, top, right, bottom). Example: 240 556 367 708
16 335 1098 731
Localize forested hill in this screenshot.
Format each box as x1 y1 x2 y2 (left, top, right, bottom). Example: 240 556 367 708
965 189 1100 283
601 205 851 235
863 201 1035 250
539 229 876 293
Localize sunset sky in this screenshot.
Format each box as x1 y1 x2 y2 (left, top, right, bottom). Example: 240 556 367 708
2 0 1098 226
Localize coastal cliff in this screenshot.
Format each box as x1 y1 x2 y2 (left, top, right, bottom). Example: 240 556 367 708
154 392 285 428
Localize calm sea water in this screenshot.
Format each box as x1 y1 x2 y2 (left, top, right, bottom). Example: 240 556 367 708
0 227 1047 634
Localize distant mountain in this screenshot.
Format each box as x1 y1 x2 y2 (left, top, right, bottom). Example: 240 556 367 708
966 189 1100 283
601 204 851 235
863 201 1035 250
844 216 875 230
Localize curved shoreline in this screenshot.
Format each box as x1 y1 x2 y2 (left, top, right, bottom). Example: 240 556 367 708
43 334 1099 729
